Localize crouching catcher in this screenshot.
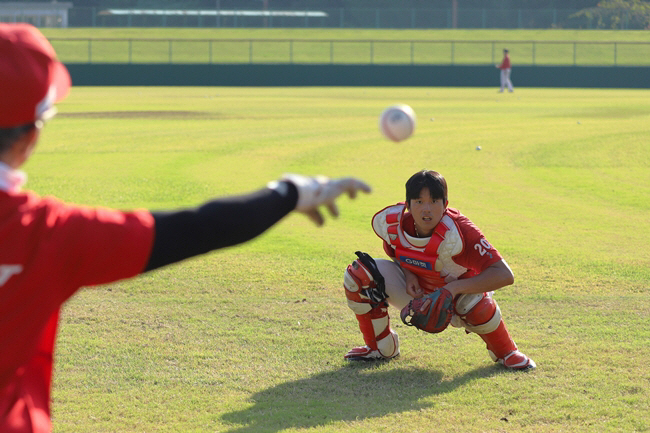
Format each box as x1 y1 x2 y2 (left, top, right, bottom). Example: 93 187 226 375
341 170 535 370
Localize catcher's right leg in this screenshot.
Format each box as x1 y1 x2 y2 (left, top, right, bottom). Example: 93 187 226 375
343 258 399 361
455 293 536 370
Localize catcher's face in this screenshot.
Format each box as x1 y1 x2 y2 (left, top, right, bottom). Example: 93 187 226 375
407 187 446 237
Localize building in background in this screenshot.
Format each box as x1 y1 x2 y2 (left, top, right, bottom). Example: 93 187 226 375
1 0 645 29
0 2 73 27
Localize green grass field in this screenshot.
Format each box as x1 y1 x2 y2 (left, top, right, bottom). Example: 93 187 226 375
41 28 650 65
31 86 650 433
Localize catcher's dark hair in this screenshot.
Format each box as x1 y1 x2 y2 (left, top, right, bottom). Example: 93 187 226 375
0 123 36 155
405 170 448 205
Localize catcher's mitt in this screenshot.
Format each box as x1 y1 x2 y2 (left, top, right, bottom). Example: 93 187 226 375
400 288 454 333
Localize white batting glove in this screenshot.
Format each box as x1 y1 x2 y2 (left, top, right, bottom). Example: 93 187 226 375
275 174 371 226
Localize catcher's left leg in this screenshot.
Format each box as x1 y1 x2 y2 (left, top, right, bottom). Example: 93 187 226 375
455 293 536 370
342 258 399 361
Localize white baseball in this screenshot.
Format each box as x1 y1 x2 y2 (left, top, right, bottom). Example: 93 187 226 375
379 104 416 142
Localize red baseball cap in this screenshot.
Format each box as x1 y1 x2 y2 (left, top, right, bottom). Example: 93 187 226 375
0 23 71 128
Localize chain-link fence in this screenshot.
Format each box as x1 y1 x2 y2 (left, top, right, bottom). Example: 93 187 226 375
49 37 650 66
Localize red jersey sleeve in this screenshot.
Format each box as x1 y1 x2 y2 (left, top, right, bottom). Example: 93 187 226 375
1 191 155 314
449 209 503 274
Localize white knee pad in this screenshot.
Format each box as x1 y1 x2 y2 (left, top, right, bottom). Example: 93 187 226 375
453 292 502 335
344 263 374 315
455 293 485 314
343 263 373 294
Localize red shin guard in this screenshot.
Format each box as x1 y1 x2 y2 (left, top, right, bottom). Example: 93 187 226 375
478 319 517 360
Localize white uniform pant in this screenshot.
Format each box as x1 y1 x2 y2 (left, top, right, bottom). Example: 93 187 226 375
500 68 513 92
375 259 414 310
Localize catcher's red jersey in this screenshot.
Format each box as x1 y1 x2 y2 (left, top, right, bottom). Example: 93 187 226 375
0 188 154 433
372 204 502 291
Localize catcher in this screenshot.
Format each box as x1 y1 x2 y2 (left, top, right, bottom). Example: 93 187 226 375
343 170 535 370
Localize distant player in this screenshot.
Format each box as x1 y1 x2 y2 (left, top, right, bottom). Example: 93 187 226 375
342 170 535 370
497 48 514 93
0 23 371 433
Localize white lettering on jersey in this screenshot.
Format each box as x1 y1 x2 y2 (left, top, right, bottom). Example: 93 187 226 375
0 265 23 286
473 238 494 259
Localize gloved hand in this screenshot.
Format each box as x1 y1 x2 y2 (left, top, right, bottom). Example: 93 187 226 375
279 174 371 226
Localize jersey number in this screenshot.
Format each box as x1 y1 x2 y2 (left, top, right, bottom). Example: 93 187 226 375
0 265 23 286
473 239 493 257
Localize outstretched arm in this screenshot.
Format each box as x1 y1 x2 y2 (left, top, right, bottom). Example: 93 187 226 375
144 175 370 271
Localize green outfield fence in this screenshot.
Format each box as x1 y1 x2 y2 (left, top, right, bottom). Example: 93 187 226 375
50 38 650 67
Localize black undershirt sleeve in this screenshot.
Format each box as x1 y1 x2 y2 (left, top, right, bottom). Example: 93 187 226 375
143 181 298 272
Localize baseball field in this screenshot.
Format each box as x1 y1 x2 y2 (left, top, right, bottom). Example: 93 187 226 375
31 83 649 432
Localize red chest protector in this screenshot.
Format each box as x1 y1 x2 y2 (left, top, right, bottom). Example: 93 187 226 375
372 204 470 292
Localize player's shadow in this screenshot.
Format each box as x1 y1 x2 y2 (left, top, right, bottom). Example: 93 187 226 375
220 363 501 433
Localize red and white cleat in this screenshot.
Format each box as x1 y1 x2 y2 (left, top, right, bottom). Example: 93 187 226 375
344 345 399 362
497 350 536 370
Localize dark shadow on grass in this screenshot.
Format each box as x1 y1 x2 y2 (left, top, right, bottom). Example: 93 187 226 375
220 363 502 432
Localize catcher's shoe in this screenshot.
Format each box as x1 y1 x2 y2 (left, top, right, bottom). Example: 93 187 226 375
496 350 536 370
344 345 399 362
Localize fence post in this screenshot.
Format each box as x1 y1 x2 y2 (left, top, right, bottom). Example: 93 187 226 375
573 42 576 66
532 41 535 65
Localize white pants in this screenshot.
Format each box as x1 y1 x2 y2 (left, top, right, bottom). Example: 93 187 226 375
500 68 513 92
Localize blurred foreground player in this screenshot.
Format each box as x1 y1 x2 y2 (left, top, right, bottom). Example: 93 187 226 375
0 23 371 433
342 170 535 370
